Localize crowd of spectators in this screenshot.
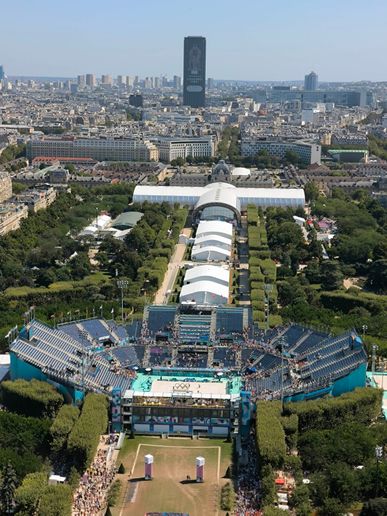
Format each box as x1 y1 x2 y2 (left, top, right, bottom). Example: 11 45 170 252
235 427 261 516
72 436 117 516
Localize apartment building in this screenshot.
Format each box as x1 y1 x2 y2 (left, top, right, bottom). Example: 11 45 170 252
157 137 214 162
241 138 321 165
0 204 28 236
0 170 12 202
26 137 159 162
15 187 57 213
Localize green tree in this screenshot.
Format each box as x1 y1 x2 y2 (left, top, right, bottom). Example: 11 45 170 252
368 260 387 293
361 498 387 516
285 149 300 165
320 261 343 291
318 497 345 516
64 164 75 174
14 471 47 514
305 260 321 284
39 484 72 516
69 253 91 280
107 479 121 507
304 182 320 202
170 157 185 166
0 462 17 515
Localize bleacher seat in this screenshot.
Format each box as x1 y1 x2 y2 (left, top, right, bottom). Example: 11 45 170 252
148 306 177 336
110 346 139 366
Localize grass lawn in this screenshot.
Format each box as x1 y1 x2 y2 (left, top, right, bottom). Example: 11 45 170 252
4 272 111 298
112 436 233 516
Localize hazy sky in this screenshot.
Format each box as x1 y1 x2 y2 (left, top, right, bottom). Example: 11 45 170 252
1 0 386 81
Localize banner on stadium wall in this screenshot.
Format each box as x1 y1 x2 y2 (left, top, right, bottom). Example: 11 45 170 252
111 388 121 432
240 391 251 427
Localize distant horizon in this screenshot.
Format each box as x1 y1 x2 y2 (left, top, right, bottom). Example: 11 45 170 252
6 74 386 85
1 0 386 82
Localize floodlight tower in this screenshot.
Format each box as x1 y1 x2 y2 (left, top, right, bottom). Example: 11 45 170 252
372 344 378 375
117 279 129 322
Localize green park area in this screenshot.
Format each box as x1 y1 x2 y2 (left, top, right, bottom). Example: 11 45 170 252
0 183 187 352
246 186 387 356
0 379 109 515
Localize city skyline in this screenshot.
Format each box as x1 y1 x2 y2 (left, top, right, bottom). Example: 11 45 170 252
1 0 387 82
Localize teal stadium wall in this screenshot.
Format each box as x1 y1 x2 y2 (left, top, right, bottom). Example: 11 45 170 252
284 363 366 403
10 352 84 404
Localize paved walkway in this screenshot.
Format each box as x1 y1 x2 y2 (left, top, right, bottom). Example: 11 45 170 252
153 227 192 304
72 434 119 516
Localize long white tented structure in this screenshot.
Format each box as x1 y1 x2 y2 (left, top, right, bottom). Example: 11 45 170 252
183 265 230 287
196 220 233 240
133 182 305 209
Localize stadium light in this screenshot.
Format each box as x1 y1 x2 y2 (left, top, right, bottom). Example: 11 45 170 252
117 279 129 322
371 344 378 375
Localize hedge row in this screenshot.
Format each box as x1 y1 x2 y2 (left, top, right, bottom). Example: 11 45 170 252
251 288 265 301
260 464 276 507
67 393 109 472
253 309 265 323
252 299 265 311
269 314 283 327
249 266 265 282
253 312 282 326
50 404 80 454
285 387 382 433
1 379 64 419
247 205 259 226
220 481 236 511
249 258 276 282
256 401 286 469
320 290 386 315
137 207 188 293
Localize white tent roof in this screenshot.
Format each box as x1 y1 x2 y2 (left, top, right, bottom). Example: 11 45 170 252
180 281 229 302
195 183 240 216
132 185 305 208
191 245 231 260
184 265 229 285
232 167 251 176
196 220 233 239
194 234 232 248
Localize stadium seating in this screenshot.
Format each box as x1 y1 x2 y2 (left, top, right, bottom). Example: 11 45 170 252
10 320 135 394
125 321 142 341
147 306 177 336
149 346 172 366
176 351 208 368
216 307 245 334
80 319 114 342
110 346 139 367
107 320 129 341
134 346 145 362
213 347 237 367
179 314 212 343
59 323 94 348
9 316 368 404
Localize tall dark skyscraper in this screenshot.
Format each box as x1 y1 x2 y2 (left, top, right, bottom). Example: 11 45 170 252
304 71 318 91
183 36 206 108
0 65 5 81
